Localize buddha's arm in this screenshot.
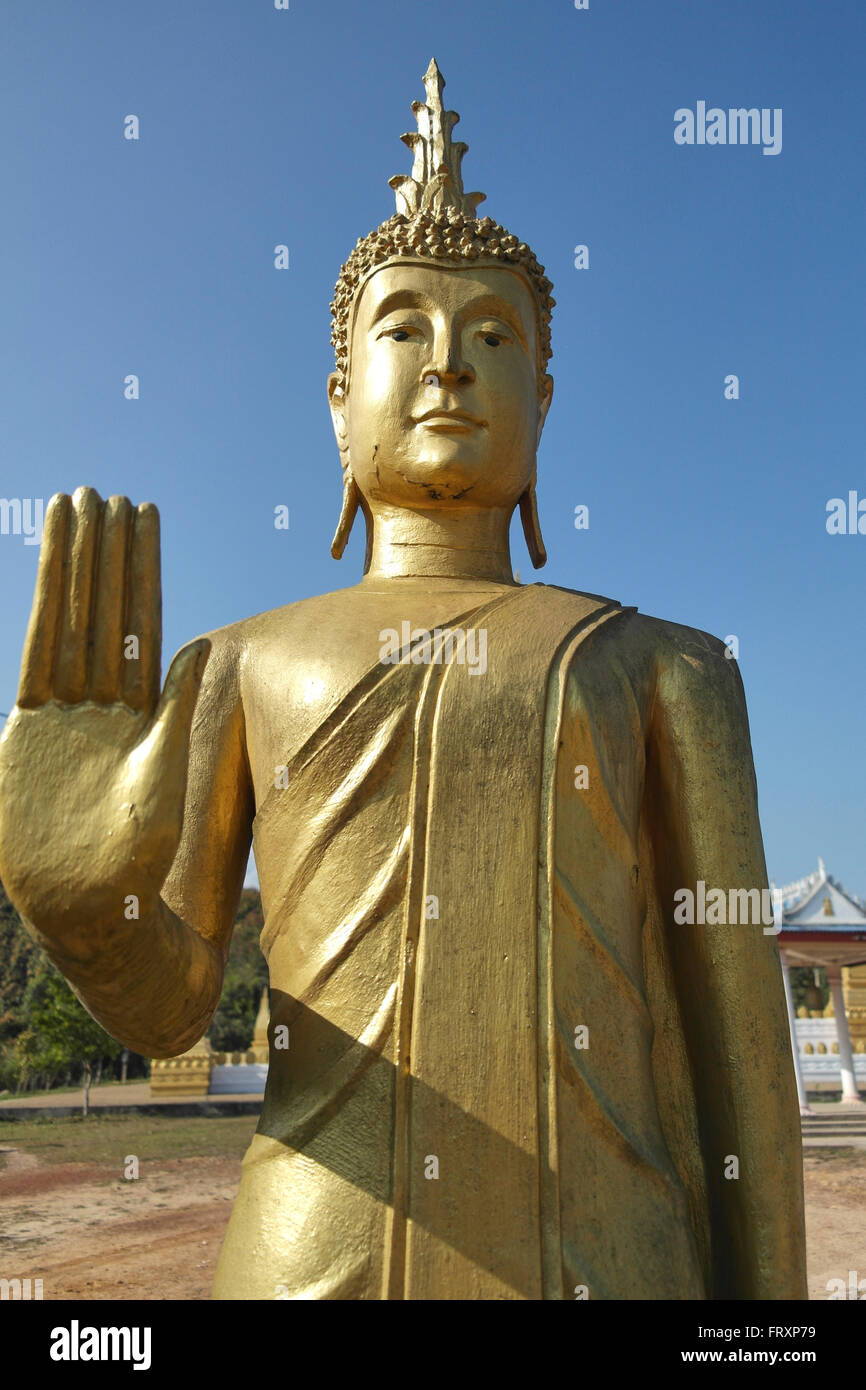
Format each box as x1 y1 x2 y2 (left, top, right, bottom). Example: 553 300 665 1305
646 628 807 1300
15 628 253 1059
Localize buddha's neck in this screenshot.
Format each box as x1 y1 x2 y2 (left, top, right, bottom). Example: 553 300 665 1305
363 503 516 584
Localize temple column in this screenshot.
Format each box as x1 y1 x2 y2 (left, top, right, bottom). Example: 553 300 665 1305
826 965 861 1104
780 950 811 1117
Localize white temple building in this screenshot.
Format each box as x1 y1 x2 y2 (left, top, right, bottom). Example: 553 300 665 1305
776 859 866 1114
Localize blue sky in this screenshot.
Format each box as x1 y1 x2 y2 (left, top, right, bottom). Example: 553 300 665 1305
1 0 863 895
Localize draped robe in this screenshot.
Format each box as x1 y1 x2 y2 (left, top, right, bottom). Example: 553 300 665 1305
212 583 806 1300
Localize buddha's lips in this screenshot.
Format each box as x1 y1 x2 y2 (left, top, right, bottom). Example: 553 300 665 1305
413 409 486 431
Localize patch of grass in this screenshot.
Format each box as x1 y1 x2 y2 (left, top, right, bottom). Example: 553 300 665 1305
0 1114 258 1167
0 1079 144 1101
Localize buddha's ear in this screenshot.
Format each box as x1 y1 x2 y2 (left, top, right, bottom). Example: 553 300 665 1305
327 371 362 560
327 371 350 464
536 373 554 449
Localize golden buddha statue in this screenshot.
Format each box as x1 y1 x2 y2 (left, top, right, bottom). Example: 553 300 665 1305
0 59 806 1300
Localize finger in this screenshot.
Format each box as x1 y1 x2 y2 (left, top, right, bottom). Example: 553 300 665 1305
53 487 102 704
18 493 70 707
90 495 132 703
122 502 161 713
145 639 211 767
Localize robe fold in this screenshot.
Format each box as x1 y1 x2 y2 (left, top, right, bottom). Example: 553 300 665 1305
211 582 803 1301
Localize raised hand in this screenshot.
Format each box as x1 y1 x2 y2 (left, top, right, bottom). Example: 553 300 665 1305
0 487 209 939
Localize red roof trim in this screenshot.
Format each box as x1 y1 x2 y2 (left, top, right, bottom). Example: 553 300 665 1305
779 930 866 942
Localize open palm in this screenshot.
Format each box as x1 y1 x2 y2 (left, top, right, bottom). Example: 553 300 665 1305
0 488 209 934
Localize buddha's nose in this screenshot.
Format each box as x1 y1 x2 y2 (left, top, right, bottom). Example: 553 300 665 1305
421 357 475 389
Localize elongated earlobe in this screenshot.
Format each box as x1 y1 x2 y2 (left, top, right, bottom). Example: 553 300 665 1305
519 479 547 569
331 467 362 559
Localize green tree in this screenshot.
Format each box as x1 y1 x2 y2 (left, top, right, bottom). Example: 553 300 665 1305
0 878 39 1046
0 877 267 1085
0 878 153 1094
208 889 267 1052
25 967 121 1114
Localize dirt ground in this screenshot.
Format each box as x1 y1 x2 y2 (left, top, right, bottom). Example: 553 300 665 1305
801 1147 866 1299
1 1128 863 1300
0 1149 237 1299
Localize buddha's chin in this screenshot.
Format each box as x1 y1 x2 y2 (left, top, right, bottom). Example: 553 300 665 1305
397 441 490 496
397 468 482 503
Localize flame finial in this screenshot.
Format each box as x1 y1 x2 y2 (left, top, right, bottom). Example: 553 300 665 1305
388 58 486 219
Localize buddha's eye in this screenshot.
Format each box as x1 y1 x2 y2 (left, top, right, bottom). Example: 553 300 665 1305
479 328 508 347
382 327 413 342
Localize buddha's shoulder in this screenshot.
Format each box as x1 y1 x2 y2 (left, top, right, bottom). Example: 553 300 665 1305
541 583 743 698
175 593 340 703
193 589 360 652
192 584 741 706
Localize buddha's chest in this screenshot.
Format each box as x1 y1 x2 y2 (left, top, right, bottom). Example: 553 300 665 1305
241 587 509 802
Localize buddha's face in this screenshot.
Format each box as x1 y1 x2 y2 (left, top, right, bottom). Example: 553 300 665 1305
328 261 553 511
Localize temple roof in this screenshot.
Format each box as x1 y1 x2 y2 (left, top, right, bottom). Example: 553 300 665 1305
776 859 866 929
776 859 866 966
